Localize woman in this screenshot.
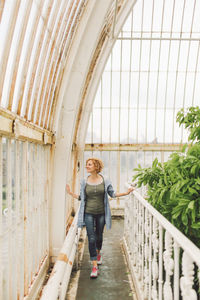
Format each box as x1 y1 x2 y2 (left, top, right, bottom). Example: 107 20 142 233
66 158 134 278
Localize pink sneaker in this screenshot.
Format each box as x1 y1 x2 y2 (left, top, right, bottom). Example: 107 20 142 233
97 254 102 265
90 266 98 278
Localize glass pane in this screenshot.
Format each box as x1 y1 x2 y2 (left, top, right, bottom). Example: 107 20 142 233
110 108 119 143
92 108 101 143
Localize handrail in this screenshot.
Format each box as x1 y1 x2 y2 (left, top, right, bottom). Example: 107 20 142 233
123 184 200 300
41 209 81 300
133 190 200 265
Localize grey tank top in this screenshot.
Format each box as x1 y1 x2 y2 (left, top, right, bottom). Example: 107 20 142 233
85 181 105 214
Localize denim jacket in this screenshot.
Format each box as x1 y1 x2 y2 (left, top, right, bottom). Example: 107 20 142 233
77 176 116 230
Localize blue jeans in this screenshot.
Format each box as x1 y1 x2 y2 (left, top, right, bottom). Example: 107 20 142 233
84 213 105 261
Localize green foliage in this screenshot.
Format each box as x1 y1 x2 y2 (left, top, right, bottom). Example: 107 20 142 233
176 106 200 143
133 106 200 248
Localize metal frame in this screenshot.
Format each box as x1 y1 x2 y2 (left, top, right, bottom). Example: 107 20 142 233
0 137 50 299
85 143 182 151
0 0 87 131
86 0 200 150
124 189 200 300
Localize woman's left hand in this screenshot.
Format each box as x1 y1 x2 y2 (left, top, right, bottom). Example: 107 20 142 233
127 187 135 194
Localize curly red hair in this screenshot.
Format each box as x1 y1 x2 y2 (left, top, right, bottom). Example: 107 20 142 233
86 158 104 173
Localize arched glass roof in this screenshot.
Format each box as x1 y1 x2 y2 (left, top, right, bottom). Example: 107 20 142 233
0 0 86 130
86 0 200 145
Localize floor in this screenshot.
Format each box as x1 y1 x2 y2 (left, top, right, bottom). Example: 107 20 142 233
74 218 135 300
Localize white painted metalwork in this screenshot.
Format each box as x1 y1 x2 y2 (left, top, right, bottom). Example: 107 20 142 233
0 0 87 129
41 210 81 300
0 138 50 299
123 189 200 300
86 0 200 150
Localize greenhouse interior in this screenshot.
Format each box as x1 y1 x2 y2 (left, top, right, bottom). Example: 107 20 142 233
1 0 200 299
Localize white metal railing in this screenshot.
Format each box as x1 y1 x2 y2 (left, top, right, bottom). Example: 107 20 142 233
123 189 200 300
41 210 81 300
0 137 50 300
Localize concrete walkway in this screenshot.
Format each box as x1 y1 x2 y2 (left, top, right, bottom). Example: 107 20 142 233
75 218 135 300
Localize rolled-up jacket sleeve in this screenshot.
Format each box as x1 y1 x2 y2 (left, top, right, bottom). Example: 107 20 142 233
107 183 116 198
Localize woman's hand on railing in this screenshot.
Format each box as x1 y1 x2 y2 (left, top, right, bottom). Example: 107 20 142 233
115 185 136 197
127 187 135 194
124 182 137 195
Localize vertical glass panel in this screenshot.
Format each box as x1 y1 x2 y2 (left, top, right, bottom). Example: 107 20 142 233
128 152 138 179
145 151 152 167
112 40 121 71
92 108 101 143
122 12 132 33
102 108 110 143
179 42 190 72
132 0 143 33
85 117 92 143
138 108 146 143
153 0 164 32
148 72 157 108
172 1 185 33
137 151 145 168
150 41 160 71
182 0 195 33
120 109 129 143
129 108 137 143
160 41 170 71
164 109 173 143
193 0 200 33
157 73 167 109
120 152 127 191
143 0 153 32
141 41 150 71
121 72 129 108
131 41 141 71
139 72 148 107
130 72 139 108
166 72 176 108
102 72 110 108
147 108 155 142
188 42 199 72
169 41 180 72
101 152 109 178
184 73 195 107
156 109 165 142
104 55 111 72
94 84 101 108
110 108 119 143
111 72 120 107
193 72 200 105
122 40 131 71
162 0 173 34
175 73 185 107
109 152 118 190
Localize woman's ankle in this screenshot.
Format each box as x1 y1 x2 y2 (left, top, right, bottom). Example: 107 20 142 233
92 261 97 268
